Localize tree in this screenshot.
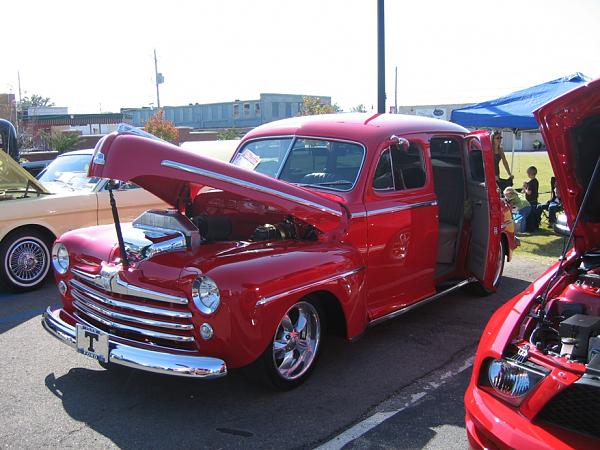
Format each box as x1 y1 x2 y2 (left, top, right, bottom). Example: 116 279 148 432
40 130 80 154
298 96 339 116
217 128 239 140
18 94 54 114
350 104 367 113
143 109 178 143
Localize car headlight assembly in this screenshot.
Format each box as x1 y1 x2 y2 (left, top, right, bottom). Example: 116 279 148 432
52 243 70 274
479 358 548 406
192 276 220 314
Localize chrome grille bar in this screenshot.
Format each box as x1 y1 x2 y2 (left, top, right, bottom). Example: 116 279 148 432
71 267 188 305
70 279 192 319
72 300 195 343
71 290 194 331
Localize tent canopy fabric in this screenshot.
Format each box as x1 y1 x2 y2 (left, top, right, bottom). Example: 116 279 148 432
451 73 591 129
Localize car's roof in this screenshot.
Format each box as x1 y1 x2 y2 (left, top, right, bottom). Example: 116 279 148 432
57 148 95 157
243 113 469 143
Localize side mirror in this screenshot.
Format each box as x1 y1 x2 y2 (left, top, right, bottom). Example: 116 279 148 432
553 213 570 237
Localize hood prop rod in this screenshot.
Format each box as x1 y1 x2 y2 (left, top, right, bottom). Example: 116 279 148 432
108 181 129 269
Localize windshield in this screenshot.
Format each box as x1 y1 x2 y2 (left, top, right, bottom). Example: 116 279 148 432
38 153 99 191
233 137 364 191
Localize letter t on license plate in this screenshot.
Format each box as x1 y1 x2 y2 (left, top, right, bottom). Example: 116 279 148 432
76 324 109 363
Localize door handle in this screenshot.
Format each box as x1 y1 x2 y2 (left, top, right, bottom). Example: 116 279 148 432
473 200 483 206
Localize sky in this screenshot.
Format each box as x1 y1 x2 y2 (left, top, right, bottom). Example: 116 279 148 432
2 0 599 114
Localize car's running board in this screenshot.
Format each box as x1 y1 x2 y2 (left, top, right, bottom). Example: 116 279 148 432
368 277 476 327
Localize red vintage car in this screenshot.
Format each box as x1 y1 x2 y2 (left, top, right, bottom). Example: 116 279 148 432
465 78 600 448
43 114 516 389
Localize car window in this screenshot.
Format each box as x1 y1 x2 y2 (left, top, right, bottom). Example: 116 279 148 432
373 142 427 191
235 137 365 192
38 153 98 191
467 140 486 183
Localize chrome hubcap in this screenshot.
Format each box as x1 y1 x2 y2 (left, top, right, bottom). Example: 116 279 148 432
272 302 320 381
7 238 48 284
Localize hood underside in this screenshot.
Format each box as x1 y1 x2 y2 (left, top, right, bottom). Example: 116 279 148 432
88 132 347 235
535 77 600 252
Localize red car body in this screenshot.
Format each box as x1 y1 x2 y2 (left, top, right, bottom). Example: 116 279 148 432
465 78 600 448
42 114 516 387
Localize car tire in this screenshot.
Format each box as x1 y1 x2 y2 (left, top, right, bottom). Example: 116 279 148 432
249 298 324 390
464 239 505 296
0 229 53 292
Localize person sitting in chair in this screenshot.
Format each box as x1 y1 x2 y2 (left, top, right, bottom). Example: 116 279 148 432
537 176 562 227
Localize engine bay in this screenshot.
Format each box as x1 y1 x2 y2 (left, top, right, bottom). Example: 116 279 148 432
526 252 600 368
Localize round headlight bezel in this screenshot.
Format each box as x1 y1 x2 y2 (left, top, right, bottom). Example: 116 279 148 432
192 276 220 315
52 242 70 274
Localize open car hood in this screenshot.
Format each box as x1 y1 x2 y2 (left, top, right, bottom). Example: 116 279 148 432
0 149 50 197
89 132 347 235
535 77 600 252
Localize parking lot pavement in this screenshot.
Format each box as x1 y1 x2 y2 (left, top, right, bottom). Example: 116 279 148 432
0 256 547 449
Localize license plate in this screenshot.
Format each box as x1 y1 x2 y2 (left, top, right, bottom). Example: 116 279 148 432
76 324 109 363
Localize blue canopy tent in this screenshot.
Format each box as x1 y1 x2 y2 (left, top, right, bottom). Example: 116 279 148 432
451 72 591 129
451 72 591 171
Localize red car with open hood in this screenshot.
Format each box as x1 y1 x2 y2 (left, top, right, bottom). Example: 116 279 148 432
42 114 516 389
465 78 600 448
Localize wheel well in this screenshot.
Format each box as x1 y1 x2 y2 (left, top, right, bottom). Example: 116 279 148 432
2 225 56 246
309 290 347 338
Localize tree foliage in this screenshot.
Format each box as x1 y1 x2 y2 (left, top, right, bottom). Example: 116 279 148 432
40 130 80 154
298 96 340 116
18 94 54 113
217 128 239 140
144 109 178 143
350 104 367 113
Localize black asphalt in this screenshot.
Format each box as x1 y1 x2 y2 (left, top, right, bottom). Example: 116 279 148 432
0 257 546 449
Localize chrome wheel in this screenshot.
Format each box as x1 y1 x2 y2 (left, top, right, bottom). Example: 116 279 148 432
4 236 50 288
272 301 321 381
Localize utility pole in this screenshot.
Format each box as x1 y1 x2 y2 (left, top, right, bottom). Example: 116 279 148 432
16 71 22 133
154 49 163 108
377 0 385 113
394 66 398 114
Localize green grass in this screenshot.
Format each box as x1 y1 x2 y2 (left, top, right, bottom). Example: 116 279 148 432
503 152 564 263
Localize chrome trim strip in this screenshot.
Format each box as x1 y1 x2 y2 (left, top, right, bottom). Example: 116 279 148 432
501 220 513 229
162 159 343 217
71 289 193 331
70 280 192 319
42 308 227 378
72 300 195 342
368 277 475 327
256 267 365 306
71 268 188 305
362 200 437 218
351 211 367 219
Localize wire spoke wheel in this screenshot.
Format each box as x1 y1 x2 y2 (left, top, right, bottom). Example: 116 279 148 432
272 301 321 382
2 234 51 289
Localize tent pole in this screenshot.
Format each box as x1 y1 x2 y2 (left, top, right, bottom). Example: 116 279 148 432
510 129 516 175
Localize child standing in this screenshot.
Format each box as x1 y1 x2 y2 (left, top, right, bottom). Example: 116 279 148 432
523 166 539 231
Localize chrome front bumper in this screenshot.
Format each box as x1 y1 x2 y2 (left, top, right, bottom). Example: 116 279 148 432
42 307 227 379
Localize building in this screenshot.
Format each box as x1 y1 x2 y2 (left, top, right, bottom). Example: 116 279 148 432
0 93 16 122
122 93 331 130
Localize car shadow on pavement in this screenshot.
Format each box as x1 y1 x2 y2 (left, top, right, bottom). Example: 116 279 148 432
40 275 532 449
0 282 59 335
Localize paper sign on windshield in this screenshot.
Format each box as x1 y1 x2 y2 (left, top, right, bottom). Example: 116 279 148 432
232 149 261 170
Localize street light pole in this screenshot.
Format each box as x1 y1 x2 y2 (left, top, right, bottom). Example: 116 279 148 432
377 0 385 114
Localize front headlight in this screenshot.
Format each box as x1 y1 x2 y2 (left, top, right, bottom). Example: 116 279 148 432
52 243 70 274
480 358 547 406
192 276 220 314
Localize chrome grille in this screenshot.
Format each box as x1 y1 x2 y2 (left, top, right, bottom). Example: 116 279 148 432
69 271 197 351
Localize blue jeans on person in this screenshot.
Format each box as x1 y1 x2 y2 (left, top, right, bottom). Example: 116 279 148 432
537 201 560 224
513 206 531 233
